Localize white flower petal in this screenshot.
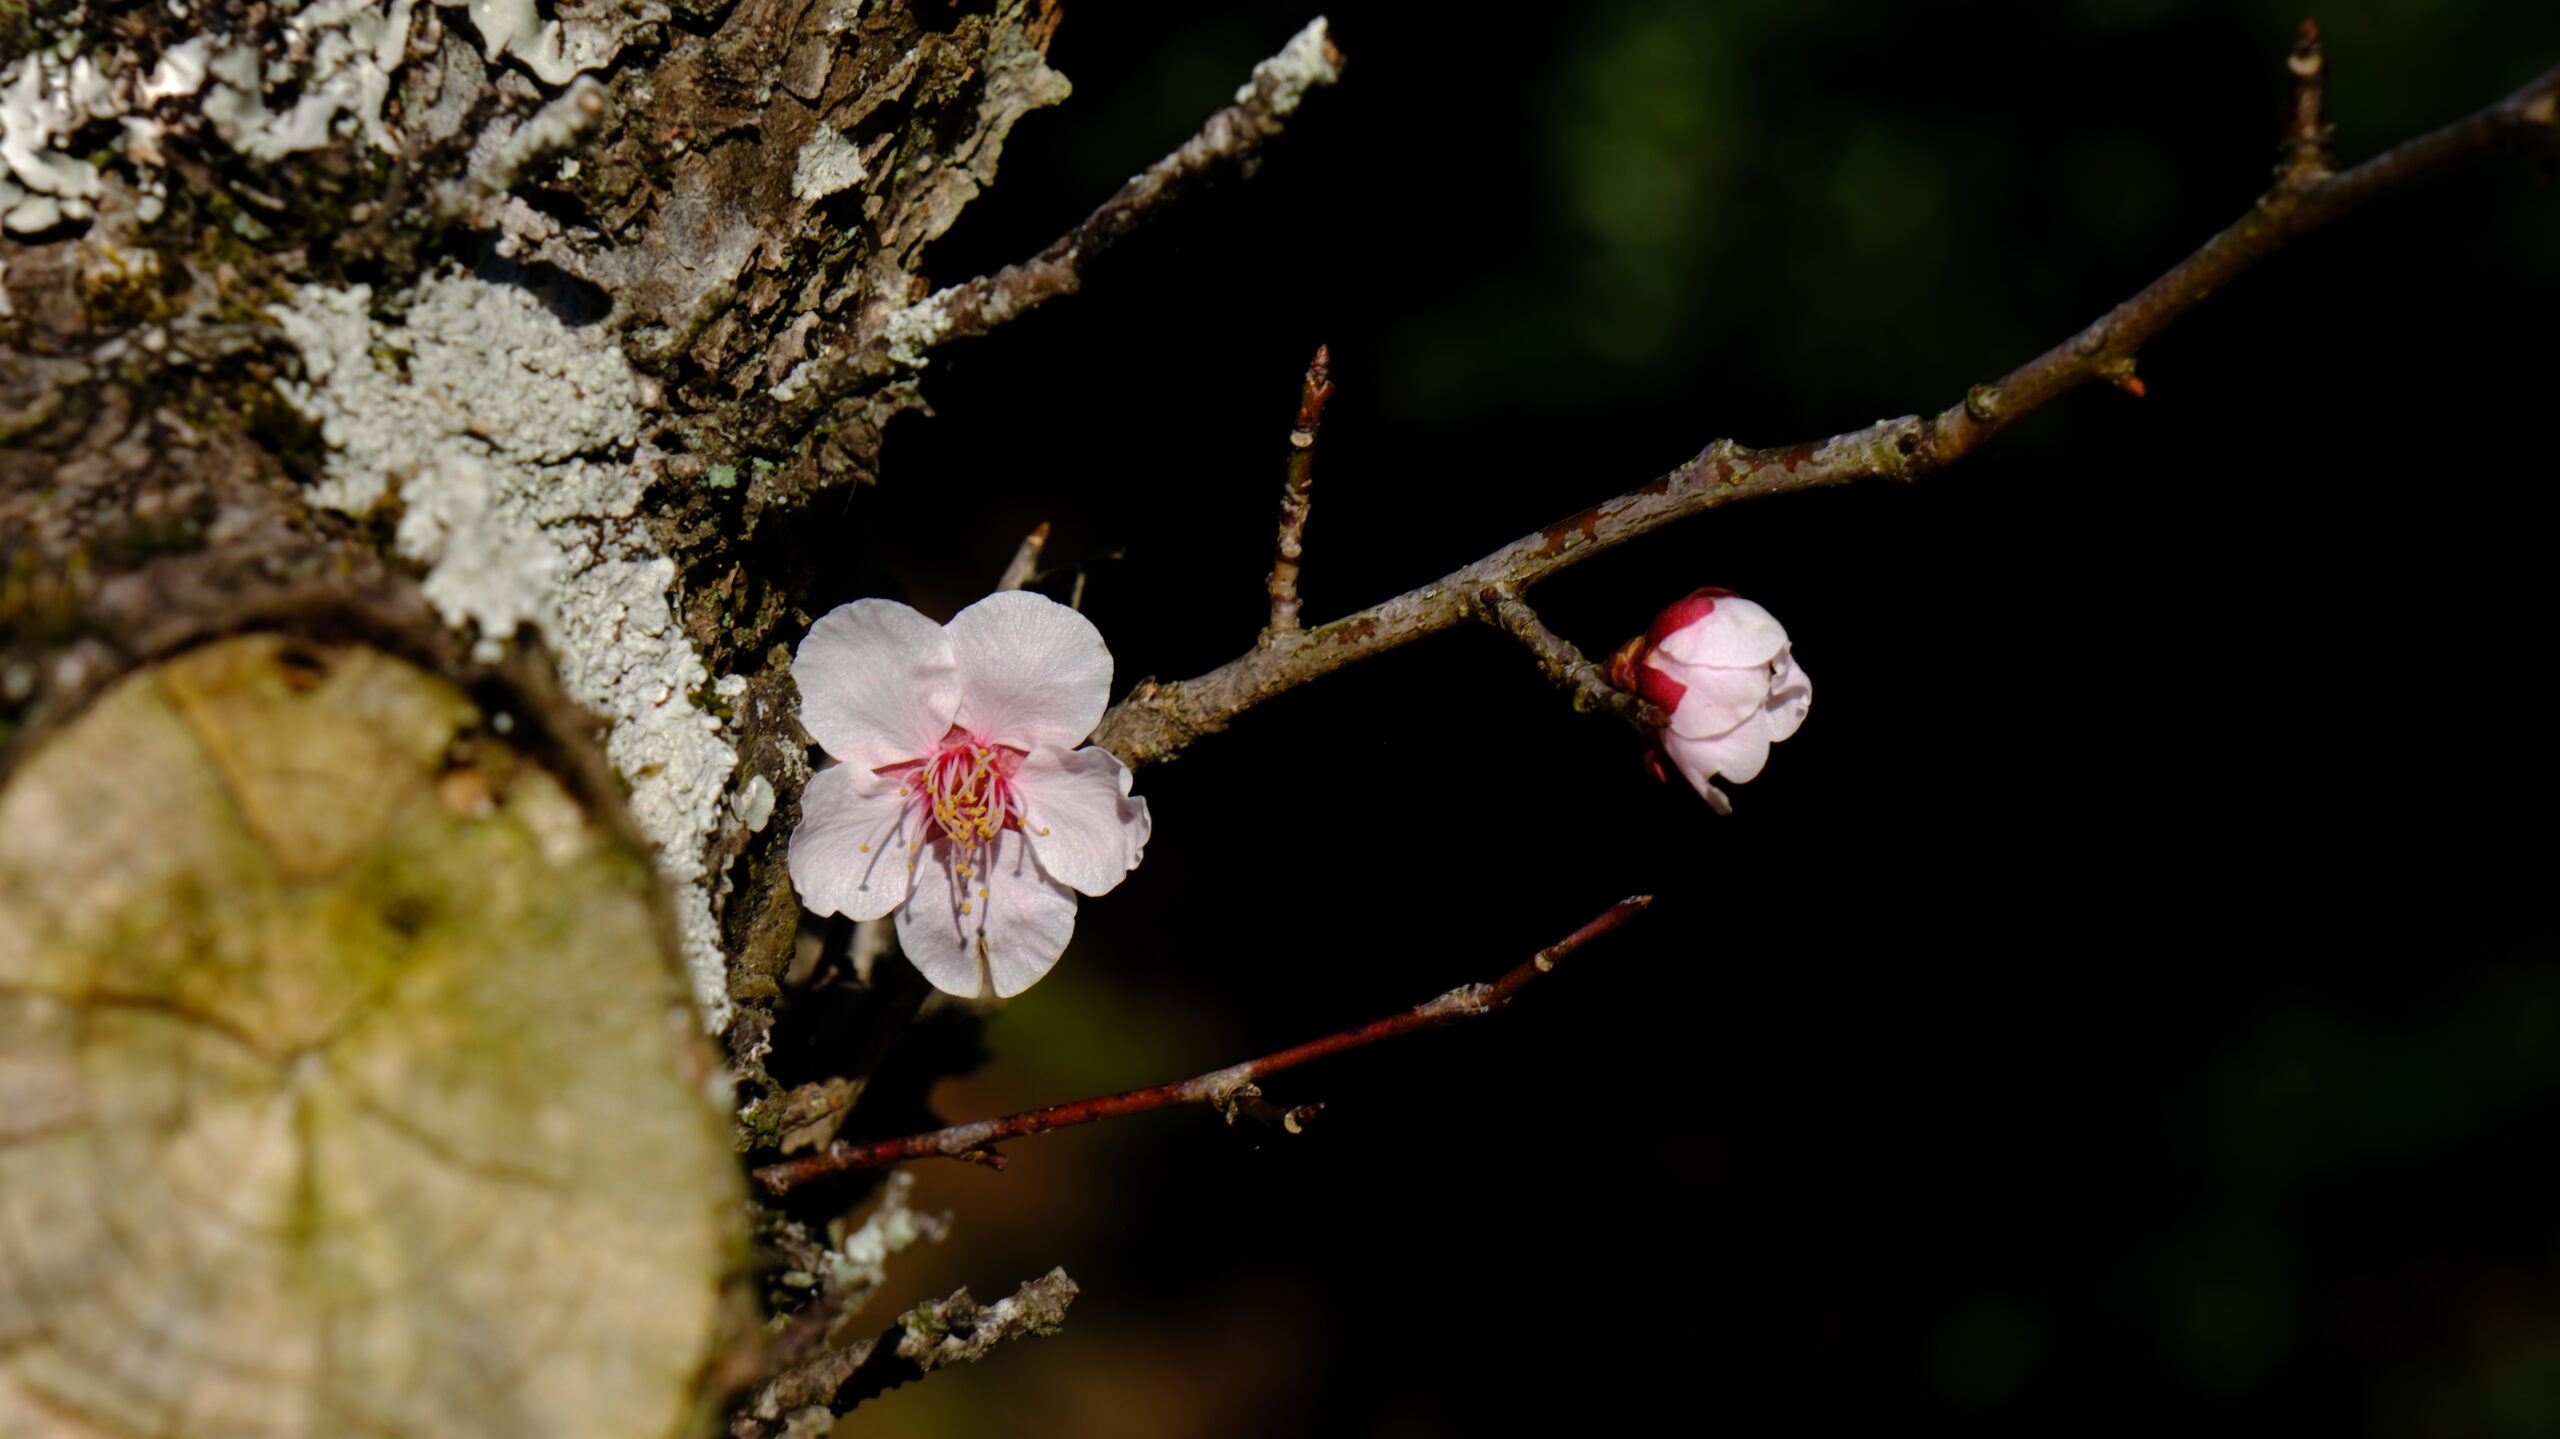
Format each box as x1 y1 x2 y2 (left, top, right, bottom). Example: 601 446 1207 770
1657 656 1779 739
787 763 919 920
891 830 1080 998
894 842 987 997
1016 745 1151 897
981 833 1081 998
1666 711 1775 791
794 599 961 769
1655 596 1789 669
945 590 1113 750
1763 650 1811 743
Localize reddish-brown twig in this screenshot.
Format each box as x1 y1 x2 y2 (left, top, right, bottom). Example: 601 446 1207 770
1265 345 1335 633
754 895 1653 1191
1092 45 2560 769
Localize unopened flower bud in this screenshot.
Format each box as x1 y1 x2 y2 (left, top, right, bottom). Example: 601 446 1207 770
1612 588 1811 814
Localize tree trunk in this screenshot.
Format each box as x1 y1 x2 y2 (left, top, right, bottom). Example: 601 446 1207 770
0 2 1083 1431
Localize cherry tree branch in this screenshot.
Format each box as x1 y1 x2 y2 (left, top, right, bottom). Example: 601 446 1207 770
1092 40 2560 770
768 19 1344 441
996 521 1051 592
1265 345 1335 633
754 895 1653 1190
732 1268 1079 1432
2283 19 2333 182
1481 583 1661 732
911 20 1344 354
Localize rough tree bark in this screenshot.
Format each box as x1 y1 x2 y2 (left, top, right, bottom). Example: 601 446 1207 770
0 0 1306 1432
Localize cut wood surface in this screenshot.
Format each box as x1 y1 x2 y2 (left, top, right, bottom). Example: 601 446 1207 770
0 636 740 1439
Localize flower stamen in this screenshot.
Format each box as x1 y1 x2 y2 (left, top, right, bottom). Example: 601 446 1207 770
890 732 1030 938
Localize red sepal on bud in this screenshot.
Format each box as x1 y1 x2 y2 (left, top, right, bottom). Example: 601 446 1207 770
1608 588 1742 717
1644 587 1737 648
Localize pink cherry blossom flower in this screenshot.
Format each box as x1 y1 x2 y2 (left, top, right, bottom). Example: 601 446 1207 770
787 591 1151 998
1607 588 1812 815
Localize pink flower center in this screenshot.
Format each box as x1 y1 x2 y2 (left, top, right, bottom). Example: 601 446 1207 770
879 728 1029 923
914 729 1022 847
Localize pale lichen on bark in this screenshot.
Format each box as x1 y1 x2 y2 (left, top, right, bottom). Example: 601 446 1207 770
268 270 747 1026
0 1 1335 1428
1 0 1090 1049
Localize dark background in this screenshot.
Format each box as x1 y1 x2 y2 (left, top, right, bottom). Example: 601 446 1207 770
820 2 2560 1433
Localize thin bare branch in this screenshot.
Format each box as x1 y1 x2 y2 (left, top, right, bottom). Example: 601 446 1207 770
754 896 1653 1190
1227 1089 1325 1135
1265 345 1335 633
1091 48 2560 770
908 20 1342 354
2283 19 2333 181
730 1268 1078 1434
768 19 1344 442
731 1173 949 1410
1479 583 1661 733
996 521 1050 592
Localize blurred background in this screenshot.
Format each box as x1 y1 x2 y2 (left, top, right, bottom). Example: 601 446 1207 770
792 1 2560 1432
